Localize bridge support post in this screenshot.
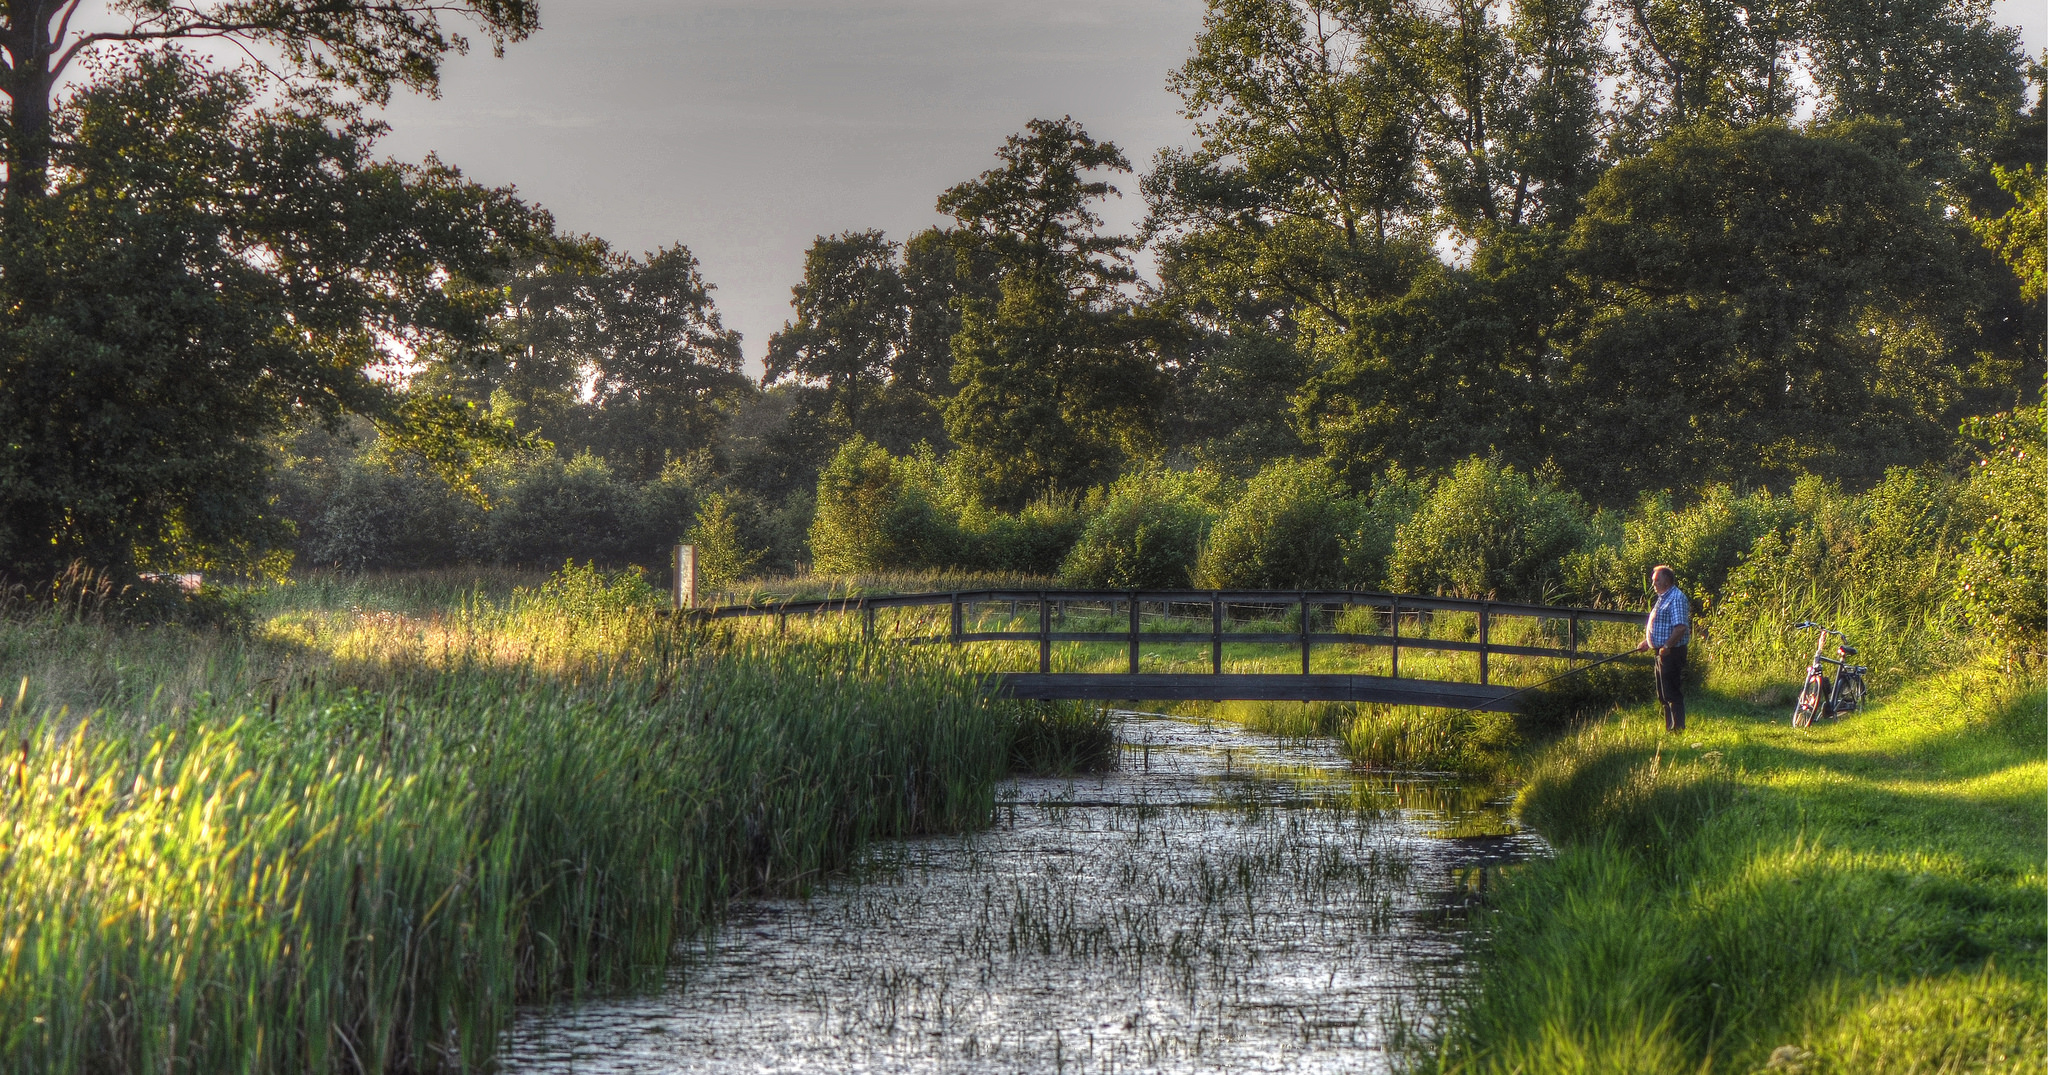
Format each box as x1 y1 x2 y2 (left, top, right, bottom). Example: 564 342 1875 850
1479 603 1490 685
1128 594 1140 674
1211 593 1222 674
1390 598 1400 679
1300 592 1311 675
1038 592 1050 673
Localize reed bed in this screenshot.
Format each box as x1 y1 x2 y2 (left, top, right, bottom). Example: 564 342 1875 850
0 564 1098 1074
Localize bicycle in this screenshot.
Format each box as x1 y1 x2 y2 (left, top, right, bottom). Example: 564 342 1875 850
1789 621 1869 727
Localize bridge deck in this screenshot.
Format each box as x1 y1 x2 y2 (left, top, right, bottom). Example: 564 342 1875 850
995 672 1525 711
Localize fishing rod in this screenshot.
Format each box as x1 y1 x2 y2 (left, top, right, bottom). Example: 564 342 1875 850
1399 645 1648 731
1471 646 1645 712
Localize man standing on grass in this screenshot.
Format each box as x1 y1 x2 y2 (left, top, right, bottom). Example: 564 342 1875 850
1636 565 1691 733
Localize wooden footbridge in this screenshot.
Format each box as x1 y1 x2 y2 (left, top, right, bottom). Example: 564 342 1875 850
687 586 1643 713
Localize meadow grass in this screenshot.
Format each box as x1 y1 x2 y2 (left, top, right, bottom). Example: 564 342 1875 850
0 565 1109 1074
1423 659 2047 1074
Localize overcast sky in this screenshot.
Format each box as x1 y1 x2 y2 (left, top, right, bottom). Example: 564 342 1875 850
370 0 2047 372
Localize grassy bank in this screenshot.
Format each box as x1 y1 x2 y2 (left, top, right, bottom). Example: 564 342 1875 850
0 567 1107 1074
1423 661 2046 1073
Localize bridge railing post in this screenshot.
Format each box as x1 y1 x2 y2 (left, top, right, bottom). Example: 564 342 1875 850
1479 602 1490 685
863 598 874 643
1390 597 1400 679
950 591 962 644
1211 593 1222 674
1300 592 1310 675
1128 593 1140 674
1037 591 1050 673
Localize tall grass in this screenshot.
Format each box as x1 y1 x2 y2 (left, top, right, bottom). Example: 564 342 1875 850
0 564 1083 1074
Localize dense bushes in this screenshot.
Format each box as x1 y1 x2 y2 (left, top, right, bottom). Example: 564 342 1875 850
274 428 704 574
1059 470 1216 588
286 405 2045 665
1564 483 1791 611
1388 459 1588 600
1195 459 1356 589
1951 406 2046 658
808 436 1086 579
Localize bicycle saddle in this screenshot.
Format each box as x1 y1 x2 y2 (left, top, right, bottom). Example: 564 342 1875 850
1836 644 1857 656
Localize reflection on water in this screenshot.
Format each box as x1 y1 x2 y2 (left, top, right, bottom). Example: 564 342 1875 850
502 713 1543 1074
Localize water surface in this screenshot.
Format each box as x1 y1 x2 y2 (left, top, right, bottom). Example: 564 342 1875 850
503 713 1540 1074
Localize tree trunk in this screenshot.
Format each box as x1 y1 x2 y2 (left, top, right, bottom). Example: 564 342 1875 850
1 2 57 214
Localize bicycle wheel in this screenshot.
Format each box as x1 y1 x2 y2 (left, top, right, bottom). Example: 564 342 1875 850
1832 672 1866 714
1793 673 1828 727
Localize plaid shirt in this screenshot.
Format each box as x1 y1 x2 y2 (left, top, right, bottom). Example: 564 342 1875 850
1647 587 1690 648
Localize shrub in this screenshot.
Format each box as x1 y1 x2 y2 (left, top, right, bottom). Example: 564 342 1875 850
1195 458 1360 589
1350 465 1429 590
481 452 647 568
1389 458 1590 600
807 438 1088 578
685 493 765 591
1705 469 1984 673
637 456 704 556
964 494 1088 576
1563 484 1790 609
1953 405 2046 661
1059 470 1214 588
302 459 479 571
808 436 903 575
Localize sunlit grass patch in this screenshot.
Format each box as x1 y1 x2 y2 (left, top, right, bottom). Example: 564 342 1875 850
1425 661 2047 1074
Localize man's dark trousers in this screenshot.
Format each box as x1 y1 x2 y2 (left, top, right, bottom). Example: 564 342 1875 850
1656 644 1687 732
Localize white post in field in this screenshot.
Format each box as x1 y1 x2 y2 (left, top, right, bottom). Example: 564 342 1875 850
674 544 698 610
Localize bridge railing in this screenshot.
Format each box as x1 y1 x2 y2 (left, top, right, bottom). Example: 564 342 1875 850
689 589 1643 686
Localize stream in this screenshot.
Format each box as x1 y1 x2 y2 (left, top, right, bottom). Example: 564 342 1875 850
501 712 1543 1074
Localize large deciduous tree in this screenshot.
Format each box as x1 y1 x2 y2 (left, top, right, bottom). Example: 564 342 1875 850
580 245 749 481
0 1 541 582
0 52 544 580
1549 123 1985 500
1305 124 2003 502
0 0 537 220
939 117 1164 506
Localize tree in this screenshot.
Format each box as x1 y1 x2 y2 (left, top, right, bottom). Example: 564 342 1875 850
900 225 993 401
1550 123 1991 502
764 230 920 445
0 0 536 224
1297 226 1569 486
1969 162 2046 303
0 0 539 582
1145 0 1606 472
1605 0 1807 144
939 118 1164 505
581 245 750 481
1803 0 2027 178
684 492 763 590
0 52 544 580
1147 0 1435 331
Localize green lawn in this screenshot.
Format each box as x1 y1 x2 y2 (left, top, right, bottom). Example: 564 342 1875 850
1428 663 2047 1074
